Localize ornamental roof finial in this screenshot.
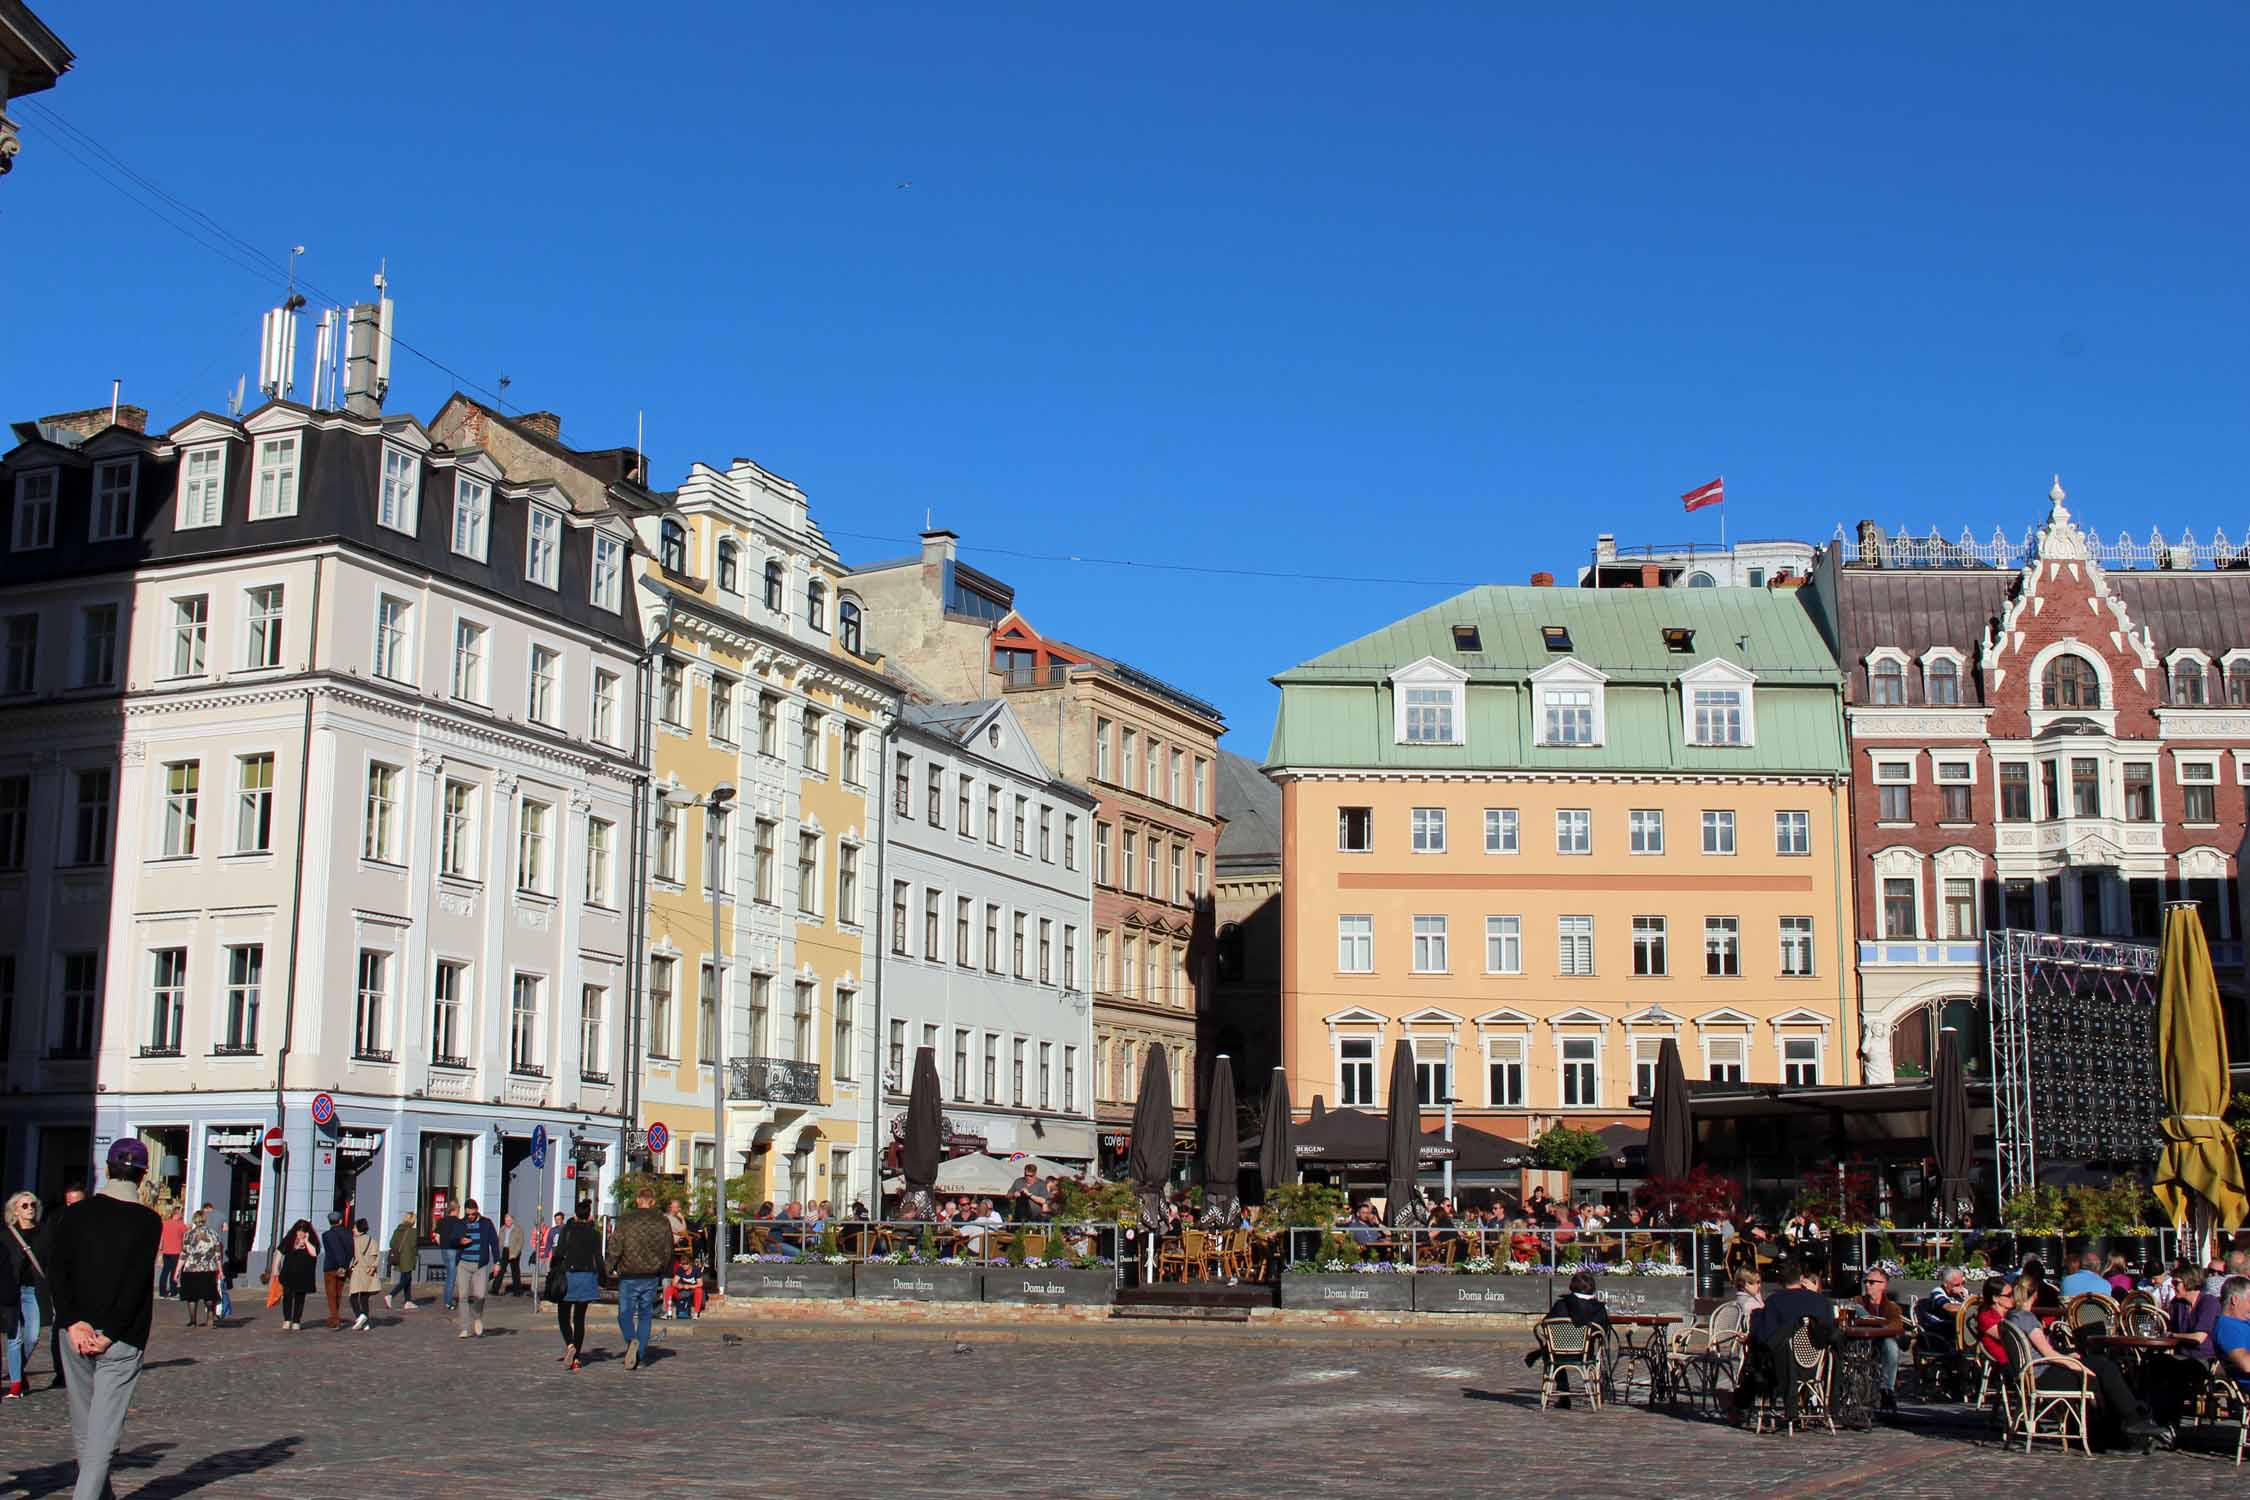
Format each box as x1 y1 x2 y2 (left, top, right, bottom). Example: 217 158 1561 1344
2050 474 2066 506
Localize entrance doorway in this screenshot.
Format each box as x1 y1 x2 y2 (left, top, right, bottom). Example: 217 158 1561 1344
332 1130 383 1224
138 1126 189 1206
498 1136 541 1230
418 1132 473 1230
36 1126 89 1206
201 1127 266 1276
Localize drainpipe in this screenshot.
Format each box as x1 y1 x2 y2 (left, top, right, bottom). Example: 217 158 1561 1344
621 609 673 1172
867 717 892 1217
271 555 326 1244
1829 680 1855 1082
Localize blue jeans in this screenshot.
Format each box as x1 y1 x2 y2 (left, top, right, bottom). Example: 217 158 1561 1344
617 1277 659 1353
5 1286 39 1383
441 1249 459 1307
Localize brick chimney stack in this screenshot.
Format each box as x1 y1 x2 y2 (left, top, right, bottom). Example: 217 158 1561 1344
1529 571 1554 587
1640 563 1662 589
516 412 562 440
41 405 147 437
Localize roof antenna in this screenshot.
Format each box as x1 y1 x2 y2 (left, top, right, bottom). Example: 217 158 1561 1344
498 374 511 404
925 507 933 530
637 409 645 483
226 374 246 418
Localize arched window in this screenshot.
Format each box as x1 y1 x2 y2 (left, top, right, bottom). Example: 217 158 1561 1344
807 579 827 631
1870 658 1906 705
659 519 687 575
716 539 739 593
1685 572 1716 589
2173 660 2209 706
2230 660 2250 706
2042 655 2100 709
763 559 784 613
1925 659 1960 705
838 599 863 656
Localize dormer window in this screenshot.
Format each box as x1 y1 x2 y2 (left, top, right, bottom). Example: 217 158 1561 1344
2228 656 2250 706
177 447 225 530
839 599 864 656
1870 658 1905 705
1925 657 1960 705
1681 658 1757 748
2171 658 2210 706
91 459 136 541
378 445 419 535
1451 624 1482 652
11 469 56 549
659 518 687 575
452 476 490 561
1532 658 1607 747
590 534 625 613
253 434 300 519
1692 687 1744 744
525 507 562 590
1541 625 1571 651
2042 654 2100 709
1388 657 1467 746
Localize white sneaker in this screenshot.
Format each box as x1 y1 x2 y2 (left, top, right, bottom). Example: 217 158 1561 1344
382 1295 393 1310
458 1330 470 1339
353 1315 369 1330
401 1301 417 1311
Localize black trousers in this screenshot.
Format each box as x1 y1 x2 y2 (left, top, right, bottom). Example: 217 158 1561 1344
281 1289 309 1323
557 1300 587 1347
499 1253 524 1292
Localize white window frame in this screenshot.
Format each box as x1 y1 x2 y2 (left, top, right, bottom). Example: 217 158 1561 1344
1411 914 1449 974
1481 1022 1530 1107
176 447 226 530
591 533 626 613
1332 1025 1382 1108
1864 647 1910 706
1628 808 1664 855
1483 807 1518 854
378 444 420 535
1555 1026 1604 1108
1701 809 1736 855
1555 808 1591 855
1484 915 1521 975
167 594 210 679
591 667 620 746
1336 914 1373 973
374 595 413 684
527 643 561 727
1557 914 1595 976
1531 658 1607 747
1388 656 1467 746
451 618 488 705
525 505 562 590
252 433 300 519
1410 806 1447 853
1775 809 1811 856
1779 914 1817 976
243 584 285 670
452 475 491 561
1679 658 1757 747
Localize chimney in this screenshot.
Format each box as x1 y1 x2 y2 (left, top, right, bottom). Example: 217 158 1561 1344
40 405 147 437
1595 534 1617 563
1640 563 1662 589
921 528 959 567
516 411 562 441
1529 570 1554 587
342 303 382 417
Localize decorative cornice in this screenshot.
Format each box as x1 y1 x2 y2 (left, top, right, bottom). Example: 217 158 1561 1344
1265 767 1845 787
1845 707 1992 739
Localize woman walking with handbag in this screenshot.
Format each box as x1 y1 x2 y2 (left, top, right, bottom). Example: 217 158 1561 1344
3 1191 49 1398
176 1207 224 1329
386 1210 419 1311
275 1220 319 1330
551 1199 604 1371
347 1218 382 1329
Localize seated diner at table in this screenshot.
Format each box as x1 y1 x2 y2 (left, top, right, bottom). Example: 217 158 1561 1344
1850 1268 1908 1410
1915 1265 1969 1350
1975 1274 2162 1445
2059 1250 2112 1300
2213 1277 2250 1393
2102 1252 2136 1299
1729 1258 1836 1423
2016 1256 2062 1316
1523 1268 1612 1400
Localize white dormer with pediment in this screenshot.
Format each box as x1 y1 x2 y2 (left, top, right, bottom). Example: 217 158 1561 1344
1389 656 1467 746
1530 657 1607 747
1679 657 1757 747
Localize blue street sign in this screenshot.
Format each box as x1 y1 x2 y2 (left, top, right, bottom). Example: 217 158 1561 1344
530 1124 549 1168
309 1092 336 1127
645 1121 670 1155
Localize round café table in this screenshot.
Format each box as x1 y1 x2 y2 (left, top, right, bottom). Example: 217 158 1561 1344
1829 1321 1901 1431
1605 1314 1684 1407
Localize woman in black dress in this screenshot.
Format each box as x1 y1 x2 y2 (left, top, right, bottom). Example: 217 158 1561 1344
276 1220 319 1330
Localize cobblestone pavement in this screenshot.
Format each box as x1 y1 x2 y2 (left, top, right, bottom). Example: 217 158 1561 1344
2 1295 2242 1498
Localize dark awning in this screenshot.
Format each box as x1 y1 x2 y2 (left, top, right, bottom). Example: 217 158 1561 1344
1291 1109 1526 1169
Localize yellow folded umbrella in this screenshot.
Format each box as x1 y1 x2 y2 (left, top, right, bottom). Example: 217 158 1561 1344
2153 904 2248 1232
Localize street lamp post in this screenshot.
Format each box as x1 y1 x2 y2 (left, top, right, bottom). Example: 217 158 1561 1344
669 781 736 1297
1442 1036 1457 1202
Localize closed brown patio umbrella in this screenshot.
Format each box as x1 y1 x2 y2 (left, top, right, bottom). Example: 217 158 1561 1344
1931 1029 1973 1227
1255 1067 1295 1204
899 1045 943 1216
1200 1054 1240 1225
1384 1039 1426 1227
1648 1037 1693 1187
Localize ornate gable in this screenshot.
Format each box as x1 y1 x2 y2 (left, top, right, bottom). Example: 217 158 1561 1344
1981 478 2159 703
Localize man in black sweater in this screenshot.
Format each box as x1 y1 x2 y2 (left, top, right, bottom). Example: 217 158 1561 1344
48 1138 161 1500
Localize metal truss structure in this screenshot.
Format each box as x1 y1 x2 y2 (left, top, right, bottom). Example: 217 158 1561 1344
1985 929 2162 1212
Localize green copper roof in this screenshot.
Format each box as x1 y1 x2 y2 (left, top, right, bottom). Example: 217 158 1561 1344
1267 584 1846 775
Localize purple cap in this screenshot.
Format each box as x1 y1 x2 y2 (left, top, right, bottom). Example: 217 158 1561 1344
106 1137 149 1171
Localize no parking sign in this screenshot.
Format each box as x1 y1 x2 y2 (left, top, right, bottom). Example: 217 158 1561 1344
309 1092 336 1128
645 1121 670 1156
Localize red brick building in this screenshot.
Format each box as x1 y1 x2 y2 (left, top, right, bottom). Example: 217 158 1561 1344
1805 482 2250 1082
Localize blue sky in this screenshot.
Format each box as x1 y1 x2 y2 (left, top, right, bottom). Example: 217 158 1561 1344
7 2 2246 749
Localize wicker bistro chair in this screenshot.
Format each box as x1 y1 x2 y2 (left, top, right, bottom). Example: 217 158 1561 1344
2195 1366 2250 1467
2117 1297 2171 1339
1156 1230 1218 1283
2058 1293 2117 1348
1671 1301 1749 1406
1751 1318 1835 1435
1533 1317 1608 1411
1996 1320 2094 1455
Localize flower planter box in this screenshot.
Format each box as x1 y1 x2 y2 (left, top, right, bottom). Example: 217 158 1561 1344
731 1262 854 1300
1415 1275 1554 1315
1279 1275 1415 1312
983 1267 1117 1306
1887 1278 1939 1307
1582 1275 1696 1319
854 1264 983 1302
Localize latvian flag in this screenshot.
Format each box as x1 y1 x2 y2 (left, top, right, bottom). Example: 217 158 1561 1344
1681 476 1724 513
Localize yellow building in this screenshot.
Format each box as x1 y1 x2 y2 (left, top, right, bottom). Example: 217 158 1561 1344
635 456 897 1212
1267 584 1855 1149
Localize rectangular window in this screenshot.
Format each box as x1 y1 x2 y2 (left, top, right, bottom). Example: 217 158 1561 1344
76 603 118 687
452 475 490 559
1702 917 1740 976
0 775 26 870
2123 762 2155 821
1411 914 1448 973
1485 915 1521 974
841 725 862 786
1 613 33 694
893 754 913 818
1706 1033 1746 1085
953 1028 970 1099
1883 878 1917 938
1093 929 1111 992
525 508 561 589
757 693 779 756
1094 821 1112 884
1402 685 1456 743
657 659 684 726
1629 808 1664 854
1145 741 1160 793
56 952 98 1056
797 831 820 914
1120 828 1136 892
511 973 543 1072
72 768 112 865
1941 780 1972 822
1013 794 1028 853
836 842 859 920
1632 916 1667 976
1168 748 1183 804
161 760 200 857
1037 805 1053 861
1339 806 1374 852
1064 813 1079 870
924 890 942 961
354 950 389 1059
1010 1037 1026 1105
586 667 618 745
591 534 626 612
651 800 681 885
834 989 855 1081
891 880 910 955
1775 809 1810 855
645 957 674 1060
2182 762 2218 822
580 984 606 1077
1413 1038 1450 1106
1193 756 1209 814
1560 1036 1598 1107
92 460 134 539
748 820 774 902
235 752 274 853
1691 686 1746 745
528 645 560 726
1062 923 1078 988
1701 810 1735 855
1487 1035 1525 1107
223 944 262 1050
379 446 419 533
802 709 826 772
178 449 223 529
1337 914 1373 973
1782 1035 1821 1087
1145 836 1159 895
169 595 208 677
1064 1045 1078 1110
253 434 299 518
374 596 412 682
517 798 552 893
240 585 285 670
451 620 487 703
1477 807 1519 854
985 786 1001 844
983 1033 999 1103
1558 915 1594 976
1555 809 1590 855
1780 915 1816 975
748 974 771 1056
707 675 735 743
149 948 187 1053
585 818 614 906
1942 879 1977 939
1339 1036 1376 1106
2070 757 2101 818
12 470 56 548
1094 718 1113 781
1999 762 2031 821
1038 918 1054 983
1878 783 1910 822
957 897 973 970
1542 688 1594 745
1168 843 1184 903
1634 1036 1666 1102
985 903 1002 973
887 1018 906 1083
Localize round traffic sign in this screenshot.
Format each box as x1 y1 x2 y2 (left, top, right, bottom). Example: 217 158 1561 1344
309 1092 336 1127
644 1121 670 1155
263 1127 287 1158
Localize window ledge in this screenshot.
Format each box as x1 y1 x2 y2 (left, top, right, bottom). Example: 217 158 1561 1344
360 857 408 874
657 721 691 738
218 850 275 863
146 855 197 867
514 889 558 907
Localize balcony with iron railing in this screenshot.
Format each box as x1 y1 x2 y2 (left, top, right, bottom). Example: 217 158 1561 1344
729 1055 821 1105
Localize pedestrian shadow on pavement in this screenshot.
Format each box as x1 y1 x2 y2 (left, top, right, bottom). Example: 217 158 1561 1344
129 1437 303 1499
142 1358 197 1371
4 1441 175 1499
1459 1388 1545 1410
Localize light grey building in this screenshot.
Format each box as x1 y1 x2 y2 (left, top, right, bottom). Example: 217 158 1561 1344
1579 532 1817 590
878 699 1098 1174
